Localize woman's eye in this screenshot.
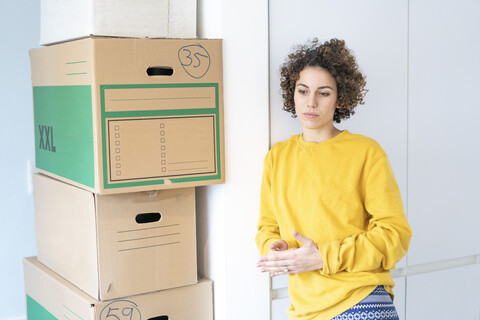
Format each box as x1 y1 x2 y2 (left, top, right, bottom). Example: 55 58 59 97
297 89 307 95
319 92 330 97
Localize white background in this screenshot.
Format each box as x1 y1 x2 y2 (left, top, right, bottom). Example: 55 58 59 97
1 1 480 320
0 1 39 318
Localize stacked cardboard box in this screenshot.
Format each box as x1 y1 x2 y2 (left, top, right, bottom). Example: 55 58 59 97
25 257 213 320
24 2 222 320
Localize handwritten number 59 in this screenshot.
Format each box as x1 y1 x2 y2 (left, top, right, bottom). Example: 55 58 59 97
100 300 140 320
105 307 134 320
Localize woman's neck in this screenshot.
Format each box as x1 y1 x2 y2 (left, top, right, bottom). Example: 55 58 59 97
302 126 342 143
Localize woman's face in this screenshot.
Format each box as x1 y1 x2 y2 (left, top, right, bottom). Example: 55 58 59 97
294 66 339 135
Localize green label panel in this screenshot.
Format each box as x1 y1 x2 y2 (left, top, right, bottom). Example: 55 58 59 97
26 295 57 320
33 85 95 188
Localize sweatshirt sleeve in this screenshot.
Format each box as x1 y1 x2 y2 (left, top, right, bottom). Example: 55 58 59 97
255 151 283 256
317 154 412 275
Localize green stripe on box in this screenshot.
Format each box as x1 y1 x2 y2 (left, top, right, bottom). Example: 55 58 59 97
27 295 57 320
33 85 95 188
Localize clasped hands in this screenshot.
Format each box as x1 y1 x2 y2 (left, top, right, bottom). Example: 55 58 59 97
256 230 324 277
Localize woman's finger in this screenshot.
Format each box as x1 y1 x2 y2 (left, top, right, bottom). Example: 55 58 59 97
293 230 312 245
268 265 291 277
270 239 288 251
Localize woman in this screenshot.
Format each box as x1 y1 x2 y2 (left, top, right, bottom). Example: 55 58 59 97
255 38 412 320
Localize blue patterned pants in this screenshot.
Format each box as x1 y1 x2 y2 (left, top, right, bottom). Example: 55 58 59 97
331 286 400 320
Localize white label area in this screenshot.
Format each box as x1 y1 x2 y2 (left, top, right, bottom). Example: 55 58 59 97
107 116 216 182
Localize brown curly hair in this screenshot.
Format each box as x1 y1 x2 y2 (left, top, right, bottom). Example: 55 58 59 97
279 38 367 123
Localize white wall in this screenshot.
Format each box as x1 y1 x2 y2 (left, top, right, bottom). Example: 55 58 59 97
408 0 480 265
197 1 271 319
0 2 39 319
406 1 480 318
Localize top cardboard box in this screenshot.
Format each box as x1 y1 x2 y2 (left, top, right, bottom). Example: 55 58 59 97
30 37 224 194
40 0 196 45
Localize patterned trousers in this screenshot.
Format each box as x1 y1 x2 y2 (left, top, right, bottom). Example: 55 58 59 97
331 286 400 320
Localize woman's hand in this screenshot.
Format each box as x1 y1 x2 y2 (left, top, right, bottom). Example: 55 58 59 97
256 231 324 277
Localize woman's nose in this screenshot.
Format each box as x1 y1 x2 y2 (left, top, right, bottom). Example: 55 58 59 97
307 95 317 108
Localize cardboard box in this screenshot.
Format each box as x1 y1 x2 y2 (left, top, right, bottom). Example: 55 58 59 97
24 257 213 320
30 37 224 194
33 173 198 301
40 0 196 45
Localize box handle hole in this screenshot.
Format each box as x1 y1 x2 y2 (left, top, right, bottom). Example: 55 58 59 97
146 67 174 76
148 317 169 320
135 212 161 224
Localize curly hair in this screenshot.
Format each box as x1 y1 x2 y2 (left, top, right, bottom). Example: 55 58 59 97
279 38 367 123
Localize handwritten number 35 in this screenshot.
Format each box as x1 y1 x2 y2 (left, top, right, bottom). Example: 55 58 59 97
181 48 208 68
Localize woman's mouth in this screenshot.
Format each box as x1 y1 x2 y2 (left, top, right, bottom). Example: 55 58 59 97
303 113 318 119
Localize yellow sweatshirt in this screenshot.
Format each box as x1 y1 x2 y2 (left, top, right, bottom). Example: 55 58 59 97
256 131 411 320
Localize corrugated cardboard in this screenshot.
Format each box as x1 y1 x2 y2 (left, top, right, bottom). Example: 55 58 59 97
30 37 224 194
33 173 197 301
40 0 196 45
24 257 213 320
